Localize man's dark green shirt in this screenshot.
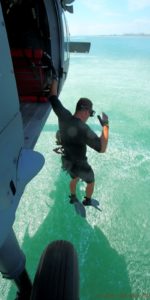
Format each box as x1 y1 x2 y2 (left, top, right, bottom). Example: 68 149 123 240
49 96 101 161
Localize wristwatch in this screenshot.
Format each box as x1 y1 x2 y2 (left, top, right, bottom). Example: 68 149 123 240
103 121 109 127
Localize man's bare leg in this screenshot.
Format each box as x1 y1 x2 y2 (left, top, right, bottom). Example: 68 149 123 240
86 182 94 198
70 177 79 195
69 177 79 203
82 182 95 205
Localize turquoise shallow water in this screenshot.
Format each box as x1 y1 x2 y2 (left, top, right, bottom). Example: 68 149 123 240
1 36 150 300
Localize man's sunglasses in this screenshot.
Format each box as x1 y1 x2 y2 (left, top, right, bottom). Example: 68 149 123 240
89 110 96 117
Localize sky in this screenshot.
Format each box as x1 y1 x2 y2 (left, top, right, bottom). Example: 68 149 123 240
66 0 150 36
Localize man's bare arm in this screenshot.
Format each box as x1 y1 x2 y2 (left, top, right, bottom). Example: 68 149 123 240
100 125 109 153
49 79 58 97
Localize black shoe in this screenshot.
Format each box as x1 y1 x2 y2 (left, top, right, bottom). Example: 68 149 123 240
82 197 92 206
69 195 79 204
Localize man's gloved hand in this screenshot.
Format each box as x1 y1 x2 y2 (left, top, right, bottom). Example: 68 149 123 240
97 112 109 127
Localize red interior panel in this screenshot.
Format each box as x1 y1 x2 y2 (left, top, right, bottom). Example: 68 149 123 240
11 49 49 102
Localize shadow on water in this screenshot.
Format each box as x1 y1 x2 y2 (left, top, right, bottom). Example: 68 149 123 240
8 171 132 300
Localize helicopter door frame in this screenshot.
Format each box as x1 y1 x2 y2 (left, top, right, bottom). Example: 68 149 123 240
44 1 62 70
44 0 70 93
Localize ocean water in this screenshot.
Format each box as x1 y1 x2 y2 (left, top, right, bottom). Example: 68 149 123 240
1 36 150 300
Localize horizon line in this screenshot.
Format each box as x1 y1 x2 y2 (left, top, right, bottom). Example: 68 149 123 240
70 33 150 37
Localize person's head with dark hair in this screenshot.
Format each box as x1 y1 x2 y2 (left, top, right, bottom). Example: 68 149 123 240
75 98 95 121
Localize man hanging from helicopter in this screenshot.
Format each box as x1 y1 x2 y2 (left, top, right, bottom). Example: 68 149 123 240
49 68 109 206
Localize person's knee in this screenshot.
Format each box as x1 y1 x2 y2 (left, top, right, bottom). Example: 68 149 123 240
86 181 95 185
70 177 79 183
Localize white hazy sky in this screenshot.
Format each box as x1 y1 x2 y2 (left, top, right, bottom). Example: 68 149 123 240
66 0 150 35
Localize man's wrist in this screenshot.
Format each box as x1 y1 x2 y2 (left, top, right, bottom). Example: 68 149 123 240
102 122 109 127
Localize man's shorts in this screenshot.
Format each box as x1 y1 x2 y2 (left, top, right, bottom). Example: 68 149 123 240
61 156 94 183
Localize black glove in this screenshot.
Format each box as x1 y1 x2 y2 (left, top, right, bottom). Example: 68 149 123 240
97 112 109 127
